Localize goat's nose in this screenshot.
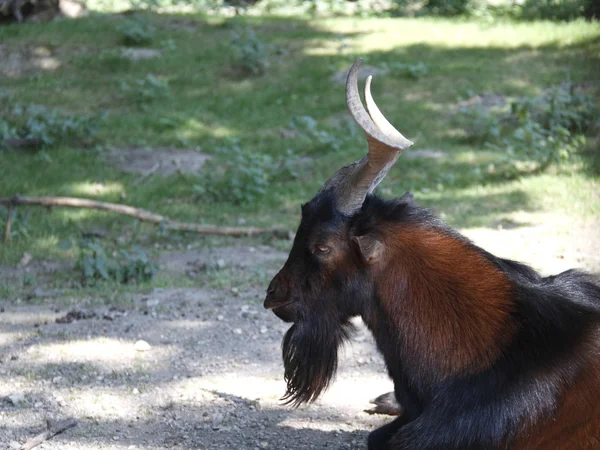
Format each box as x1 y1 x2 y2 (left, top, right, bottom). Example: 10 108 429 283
267 279 278 295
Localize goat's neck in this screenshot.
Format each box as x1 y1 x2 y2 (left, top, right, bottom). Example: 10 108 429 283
364 224 517 380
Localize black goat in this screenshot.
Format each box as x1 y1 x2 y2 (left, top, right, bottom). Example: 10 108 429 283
264 59 600 450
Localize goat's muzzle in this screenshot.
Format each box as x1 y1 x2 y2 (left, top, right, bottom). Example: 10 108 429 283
264 274 296 322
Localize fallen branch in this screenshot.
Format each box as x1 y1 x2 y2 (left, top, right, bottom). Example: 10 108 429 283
3 204 12 244
0 195 289 241
21 418 78 450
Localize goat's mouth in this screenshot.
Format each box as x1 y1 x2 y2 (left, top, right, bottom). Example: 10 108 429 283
264 297 294 311
264 297 296 322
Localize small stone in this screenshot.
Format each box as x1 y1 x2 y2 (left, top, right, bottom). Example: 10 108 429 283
357 357 366 365
134 340 151 351
8 393 25 406
132 388 140 395
259 441 269 449
34 401 43 408
231 287 239 296
9 441 20 449
211 413 224 430
233 328 242 335
217 315 224 321
52 376 62 383
260 326 267 334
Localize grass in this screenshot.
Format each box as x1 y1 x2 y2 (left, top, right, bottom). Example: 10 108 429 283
0 14 599 281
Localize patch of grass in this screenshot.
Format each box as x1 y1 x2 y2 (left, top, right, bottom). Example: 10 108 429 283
0 14 598 283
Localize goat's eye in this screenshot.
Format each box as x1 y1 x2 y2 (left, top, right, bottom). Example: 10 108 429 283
316 245 331 254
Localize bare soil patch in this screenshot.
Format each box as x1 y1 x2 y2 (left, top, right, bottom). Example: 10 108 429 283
121 48 163 61
0 45 61 78
108 148 211 176
160 245 288 275
454 91 507 113
0 286 390 449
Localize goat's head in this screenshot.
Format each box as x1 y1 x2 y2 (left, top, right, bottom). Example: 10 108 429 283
264 59 413 406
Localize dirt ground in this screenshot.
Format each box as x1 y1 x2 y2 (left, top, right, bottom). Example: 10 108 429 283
1 213 599 450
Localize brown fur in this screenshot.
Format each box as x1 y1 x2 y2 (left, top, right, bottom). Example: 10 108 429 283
513 332 600 449
372 223 517 378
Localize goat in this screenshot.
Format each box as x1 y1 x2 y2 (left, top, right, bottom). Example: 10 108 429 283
264 59 600 449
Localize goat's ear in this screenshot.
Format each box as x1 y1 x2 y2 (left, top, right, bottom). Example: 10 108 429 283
352 235 384 264
399 191 415 206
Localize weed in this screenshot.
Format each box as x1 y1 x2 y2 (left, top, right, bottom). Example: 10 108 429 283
119 74 170 106
458 83 597 179
385 61 428 79
289 115 342 152
76 239 157 285
0 93 101 150
193 142 301 204
229 25 270 76
116 16 155 46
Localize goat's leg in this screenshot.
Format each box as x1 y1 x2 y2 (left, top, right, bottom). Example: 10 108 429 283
365 391 405 416
368 415 411 450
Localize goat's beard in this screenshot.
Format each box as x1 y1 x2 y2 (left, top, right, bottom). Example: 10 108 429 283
281 313 354 406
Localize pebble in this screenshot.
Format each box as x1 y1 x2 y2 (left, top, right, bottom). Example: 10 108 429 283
9 441 20 449
260 326 268 334
134 340 152 351
211 413 224 430
8 393 25 406
217 315 224 321
216 259 226 269
233 328 242 335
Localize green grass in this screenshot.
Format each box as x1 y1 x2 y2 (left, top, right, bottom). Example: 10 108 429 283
0 14 599 278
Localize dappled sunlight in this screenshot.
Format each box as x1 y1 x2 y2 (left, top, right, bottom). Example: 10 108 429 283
70 389 141 420
188 373 288 401
319 18 597 50
310 18 600 53
55 208 99 222
0 331 20 346
0 310 58 326
28 337 174 368
164 319 213 330
68 181 125 197
462 212 600 274
176 117 236 140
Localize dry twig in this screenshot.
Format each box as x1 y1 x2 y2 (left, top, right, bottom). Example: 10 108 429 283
0 195 289 242
21 418 78 450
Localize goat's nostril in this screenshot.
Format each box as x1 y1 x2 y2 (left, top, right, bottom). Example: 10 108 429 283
267 285 276 294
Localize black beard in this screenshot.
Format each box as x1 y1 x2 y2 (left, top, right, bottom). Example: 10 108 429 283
281 314 355 406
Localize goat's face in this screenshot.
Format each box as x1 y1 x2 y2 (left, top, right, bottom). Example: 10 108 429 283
264 192 363 324
264 58 413 405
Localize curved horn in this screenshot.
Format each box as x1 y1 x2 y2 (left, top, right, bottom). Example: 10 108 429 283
324 58 413 216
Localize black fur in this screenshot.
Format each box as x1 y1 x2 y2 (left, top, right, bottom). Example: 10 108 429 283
267 190 600 449
357 194 600 449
